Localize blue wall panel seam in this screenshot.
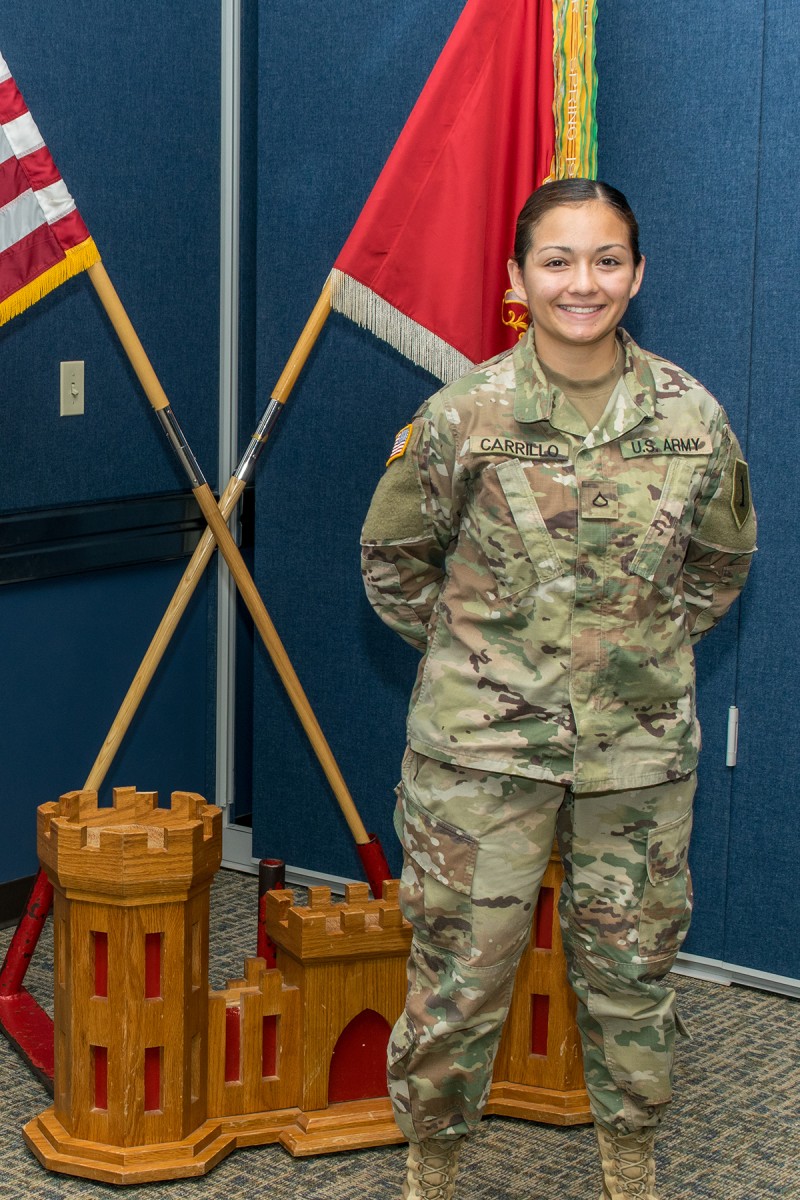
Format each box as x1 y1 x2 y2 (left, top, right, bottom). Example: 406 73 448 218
740 0 768 467
724 0 768 961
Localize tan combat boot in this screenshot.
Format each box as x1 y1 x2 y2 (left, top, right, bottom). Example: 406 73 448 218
401 1138 461 1200
595 1125 659 1199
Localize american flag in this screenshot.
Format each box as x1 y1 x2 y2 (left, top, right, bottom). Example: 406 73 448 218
0 50 99 326
387 423 413 466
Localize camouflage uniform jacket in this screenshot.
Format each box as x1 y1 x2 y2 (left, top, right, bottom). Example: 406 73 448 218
361 328 756 793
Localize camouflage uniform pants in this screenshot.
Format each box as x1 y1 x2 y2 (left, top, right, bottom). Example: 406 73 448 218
389 749 695 1142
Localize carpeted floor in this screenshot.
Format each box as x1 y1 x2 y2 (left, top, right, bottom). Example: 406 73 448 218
1 869 798 1199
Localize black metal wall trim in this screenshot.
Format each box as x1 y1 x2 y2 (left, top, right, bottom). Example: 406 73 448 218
0 489 254 585
0 874 35 928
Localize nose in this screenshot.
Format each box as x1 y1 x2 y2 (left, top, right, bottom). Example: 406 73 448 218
569 259 596 295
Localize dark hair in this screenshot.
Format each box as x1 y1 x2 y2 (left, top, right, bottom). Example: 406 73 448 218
513 178 642 268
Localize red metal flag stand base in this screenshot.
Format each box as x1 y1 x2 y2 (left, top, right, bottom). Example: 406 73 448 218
257 858 286 967
357 835 392 899
0 870 55 1089
0 989 55 1088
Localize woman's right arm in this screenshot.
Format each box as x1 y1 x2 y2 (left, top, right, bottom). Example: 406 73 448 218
360 405 463 651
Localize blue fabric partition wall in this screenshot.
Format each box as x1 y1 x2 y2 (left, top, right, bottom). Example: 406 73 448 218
0 565 213 879
0 4 221 886
720 0 800 975
251 1 799 978
596 0 799 978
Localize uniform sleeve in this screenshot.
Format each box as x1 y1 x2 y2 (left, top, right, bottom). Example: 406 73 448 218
360 403 464 651
683 420 756 643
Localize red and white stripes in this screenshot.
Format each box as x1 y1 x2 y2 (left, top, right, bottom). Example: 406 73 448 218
0 50 98 324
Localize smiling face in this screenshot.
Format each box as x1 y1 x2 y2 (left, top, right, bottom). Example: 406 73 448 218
507 200 645 375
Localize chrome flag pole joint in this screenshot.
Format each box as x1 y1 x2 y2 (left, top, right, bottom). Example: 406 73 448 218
235 397 283 484
155 406 206 490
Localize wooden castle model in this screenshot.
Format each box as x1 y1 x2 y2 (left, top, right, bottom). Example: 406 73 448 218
23 787 589 1185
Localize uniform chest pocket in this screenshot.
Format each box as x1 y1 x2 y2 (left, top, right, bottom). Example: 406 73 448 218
478 459 564 600
626 456 702 598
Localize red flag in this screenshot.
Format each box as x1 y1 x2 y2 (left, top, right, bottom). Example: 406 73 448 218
0 50 99 326
331 0 554 382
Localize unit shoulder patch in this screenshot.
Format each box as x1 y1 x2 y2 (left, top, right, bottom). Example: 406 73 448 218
386 423 414 466
731 458 752 529
620 435 710 458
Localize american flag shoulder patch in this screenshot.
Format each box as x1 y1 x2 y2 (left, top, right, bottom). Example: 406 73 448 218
386 423 413 466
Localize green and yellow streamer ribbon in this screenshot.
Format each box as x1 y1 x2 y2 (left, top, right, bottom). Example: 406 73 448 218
551 0 598 180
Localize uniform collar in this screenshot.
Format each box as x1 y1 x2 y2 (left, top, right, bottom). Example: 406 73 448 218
513 327 657 440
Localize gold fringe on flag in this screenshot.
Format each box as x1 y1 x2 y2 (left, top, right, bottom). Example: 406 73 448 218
329 268 475 383
0 238 101 328
551 0 598 180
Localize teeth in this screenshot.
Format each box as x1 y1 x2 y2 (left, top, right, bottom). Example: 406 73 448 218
561 305 602 313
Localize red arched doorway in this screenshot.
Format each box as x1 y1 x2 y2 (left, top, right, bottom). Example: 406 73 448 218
327 1008 392 1103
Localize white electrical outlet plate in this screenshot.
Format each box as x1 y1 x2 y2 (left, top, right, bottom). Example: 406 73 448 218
60 360 85 416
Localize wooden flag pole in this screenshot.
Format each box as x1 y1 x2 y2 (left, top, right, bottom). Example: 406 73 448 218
86 271 391 898
88 277 335 787
86 264 374 845
84 474 245 790
87 279 335 788
87 282 333 789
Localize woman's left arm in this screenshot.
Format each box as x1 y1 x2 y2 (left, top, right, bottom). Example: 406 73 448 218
682 419 757 642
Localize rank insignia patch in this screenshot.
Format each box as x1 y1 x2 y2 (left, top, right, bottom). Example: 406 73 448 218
731 458 752 529
387 423 413 466
580 480 619 520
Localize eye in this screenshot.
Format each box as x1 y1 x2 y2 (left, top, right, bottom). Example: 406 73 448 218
543 257 567 268
597 256 622 267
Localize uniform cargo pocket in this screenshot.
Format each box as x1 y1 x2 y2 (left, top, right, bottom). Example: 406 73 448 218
386 1010 416 1071
638 808 694 961
627 456 699 597
587 983 675 1107
396 787 478 956
479 459 563 599
398 791 478 894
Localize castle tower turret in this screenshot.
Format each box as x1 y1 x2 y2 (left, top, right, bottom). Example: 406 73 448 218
24 786 225 1183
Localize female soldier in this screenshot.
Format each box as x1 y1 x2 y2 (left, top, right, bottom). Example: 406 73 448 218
360 179 756 1200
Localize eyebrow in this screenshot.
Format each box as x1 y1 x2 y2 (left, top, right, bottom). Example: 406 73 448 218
536 243 628 254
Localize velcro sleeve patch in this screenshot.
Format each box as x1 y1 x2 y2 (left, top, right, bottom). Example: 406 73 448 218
387 423 414 466
620 435 711 458
731 458 752 529
362 446 427 542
